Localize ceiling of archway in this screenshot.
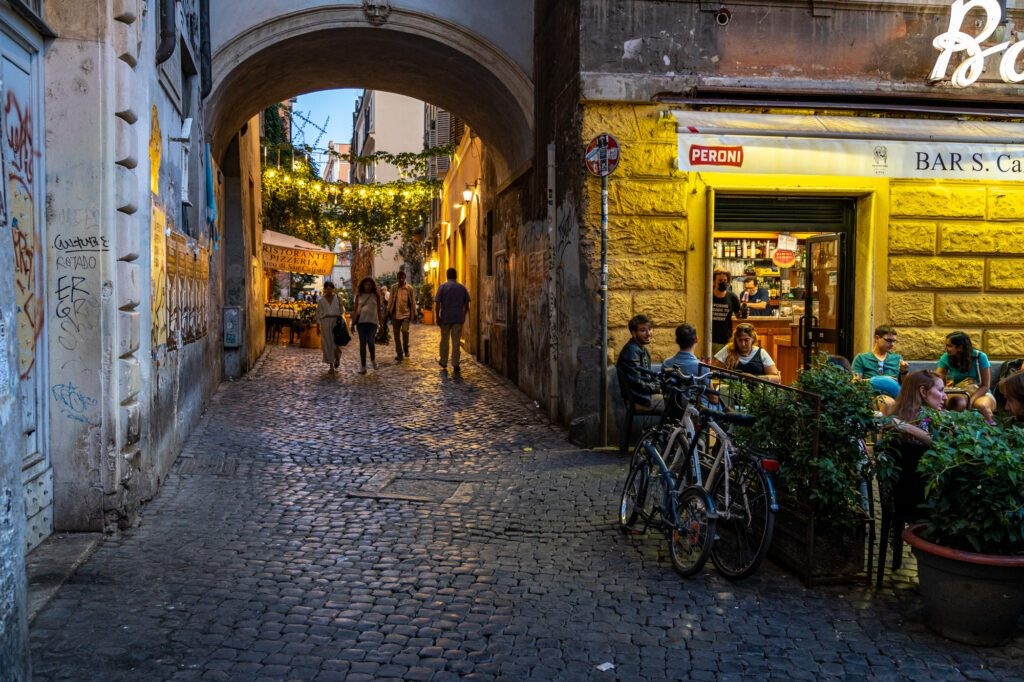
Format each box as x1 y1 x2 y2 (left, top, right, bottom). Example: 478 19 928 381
207 9 534 180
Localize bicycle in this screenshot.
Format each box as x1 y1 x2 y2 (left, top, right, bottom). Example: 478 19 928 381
618 382 718 577
661 367 780 581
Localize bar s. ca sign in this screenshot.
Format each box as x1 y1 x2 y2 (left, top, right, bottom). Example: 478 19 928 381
931 0 1024 87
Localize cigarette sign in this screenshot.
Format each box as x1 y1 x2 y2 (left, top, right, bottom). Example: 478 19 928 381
689 144 744 167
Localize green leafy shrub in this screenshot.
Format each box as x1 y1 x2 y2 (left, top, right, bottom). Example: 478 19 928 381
913 410 1024 555
730 355 877 528
416 282 434 312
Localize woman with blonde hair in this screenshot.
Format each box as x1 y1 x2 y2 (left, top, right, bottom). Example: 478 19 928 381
711 323 781 384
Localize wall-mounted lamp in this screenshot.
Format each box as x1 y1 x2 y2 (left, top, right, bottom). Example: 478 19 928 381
462 179 480 203
428 257 439 270
423 262 430 273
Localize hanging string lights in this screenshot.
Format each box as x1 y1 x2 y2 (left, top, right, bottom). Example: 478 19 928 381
260 142 455 250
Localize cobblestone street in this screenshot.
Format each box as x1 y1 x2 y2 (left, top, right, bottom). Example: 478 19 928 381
29 327 1024 680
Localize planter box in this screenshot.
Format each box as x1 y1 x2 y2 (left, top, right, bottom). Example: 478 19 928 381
770 497 869 585
419 310 433 324
299 326 320 349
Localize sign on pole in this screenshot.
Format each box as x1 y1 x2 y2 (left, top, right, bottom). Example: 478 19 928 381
585 133 621 177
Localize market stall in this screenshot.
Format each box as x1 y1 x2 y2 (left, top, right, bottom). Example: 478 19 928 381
262 230 337 346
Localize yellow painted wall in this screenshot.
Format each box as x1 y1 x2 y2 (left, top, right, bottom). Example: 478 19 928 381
582 102 1024 367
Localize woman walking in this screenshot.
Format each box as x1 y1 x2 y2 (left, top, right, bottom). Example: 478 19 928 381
351 277 383 374
316 281 343 373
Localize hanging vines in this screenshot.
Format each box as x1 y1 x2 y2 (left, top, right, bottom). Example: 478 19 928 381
260 104 455 250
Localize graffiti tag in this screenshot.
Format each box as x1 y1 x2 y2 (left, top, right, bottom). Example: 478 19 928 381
6 91 35 193
51 382 98 425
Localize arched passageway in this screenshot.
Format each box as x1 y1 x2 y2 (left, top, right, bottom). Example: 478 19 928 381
206 4 534 180
206 2 545 403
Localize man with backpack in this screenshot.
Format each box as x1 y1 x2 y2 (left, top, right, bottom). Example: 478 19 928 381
387 270 418 362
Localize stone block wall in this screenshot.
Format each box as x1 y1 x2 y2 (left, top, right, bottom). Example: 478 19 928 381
581 102 688 365
887 181 1024 360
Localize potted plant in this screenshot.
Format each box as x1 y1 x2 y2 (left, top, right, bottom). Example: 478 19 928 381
892 410 1024 646
297 302 320 348
730 356 877 583
416 282 434 324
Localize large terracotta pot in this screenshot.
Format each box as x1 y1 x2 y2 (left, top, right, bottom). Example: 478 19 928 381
903 524 1024 646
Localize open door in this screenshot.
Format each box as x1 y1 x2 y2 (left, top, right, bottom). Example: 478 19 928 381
800 233 847 366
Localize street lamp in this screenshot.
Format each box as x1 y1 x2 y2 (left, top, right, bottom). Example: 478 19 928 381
462 179 479 203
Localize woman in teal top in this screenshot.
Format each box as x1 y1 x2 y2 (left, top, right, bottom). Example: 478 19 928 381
936 330 996 422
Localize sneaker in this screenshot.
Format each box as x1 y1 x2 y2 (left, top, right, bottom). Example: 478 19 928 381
404 353 410 359
328 367 336 374
358 366 367 374
372 361 379 370
395 356 403 363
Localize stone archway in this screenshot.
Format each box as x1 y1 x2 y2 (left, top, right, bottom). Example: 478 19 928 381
206 4 534 180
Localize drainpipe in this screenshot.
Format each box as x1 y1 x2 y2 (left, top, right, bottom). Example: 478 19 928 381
155 0 177 65
199 0 212 98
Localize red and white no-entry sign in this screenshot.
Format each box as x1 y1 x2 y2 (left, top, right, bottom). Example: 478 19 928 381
585 133 620 177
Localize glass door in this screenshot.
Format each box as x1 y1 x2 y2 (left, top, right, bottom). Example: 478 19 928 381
800 234 846 366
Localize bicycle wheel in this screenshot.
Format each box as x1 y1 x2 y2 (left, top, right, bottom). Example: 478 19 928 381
618 456 649 532
669 486 717 577
709 457 776 581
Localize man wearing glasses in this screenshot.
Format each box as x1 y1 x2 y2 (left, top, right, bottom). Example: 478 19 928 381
851 325 909 399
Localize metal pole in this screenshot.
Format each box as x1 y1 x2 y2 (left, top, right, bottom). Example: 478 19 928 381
546 143 558 421
600 173 609 447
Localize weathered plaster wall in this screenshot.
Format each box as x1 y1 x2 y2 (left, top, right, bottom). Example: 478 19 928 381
578 0 1024 104
887 182 1024 360
44 0 222 532
0 155 28 678
44 1 117 531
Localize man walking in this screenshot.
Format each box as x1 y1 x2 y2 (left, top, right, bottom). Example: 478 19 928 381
434 267 470 372
387 270 418 362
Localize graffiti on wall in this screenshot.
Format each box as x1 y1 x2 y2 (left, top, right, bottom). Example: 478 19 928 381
494 251 508 324
51 216 103 353
50 381 98 425
7 90 42 379
166 231 209 348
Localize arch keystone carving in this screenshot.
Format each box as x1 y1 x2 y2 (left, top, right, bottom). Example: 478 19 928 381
363 0 392 26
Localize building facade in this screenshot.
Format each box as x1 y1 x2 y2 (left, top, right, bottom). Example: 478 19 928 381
541 0 1024 442
350 89 426 278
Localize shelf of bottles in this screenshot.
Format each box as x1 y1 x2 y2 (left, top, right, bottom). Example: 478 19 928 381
713 236 807 302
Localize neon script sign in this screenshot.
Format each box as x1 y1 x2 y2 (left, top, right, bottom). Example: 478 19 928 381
931 0 1024 87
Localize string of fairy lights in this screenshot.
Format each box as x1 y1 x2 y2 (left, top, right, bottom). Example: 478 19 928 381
260 142 457 248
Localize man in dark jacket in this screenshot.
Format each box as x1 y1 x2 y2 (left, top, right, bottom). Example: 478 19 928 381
616 314 662 411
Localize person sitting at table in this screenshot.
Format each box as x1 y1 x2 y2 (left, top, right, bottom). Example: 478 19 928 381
851 325 907 406
712 323 781 384
998 371 1024 422
935 330 996 423
615 314 663 413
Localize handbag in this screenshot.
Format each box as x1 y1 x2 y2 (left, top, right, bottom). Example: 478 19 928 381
333 316 351 346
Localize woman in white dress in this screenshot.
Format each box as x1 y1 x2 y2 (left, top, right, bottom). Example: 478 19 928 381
316 281 343 373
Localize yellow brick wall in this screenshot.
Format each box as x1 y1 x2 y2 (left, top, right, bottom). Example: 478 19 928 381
583 103 685 363
582 103 1024 365
889 181 1024 360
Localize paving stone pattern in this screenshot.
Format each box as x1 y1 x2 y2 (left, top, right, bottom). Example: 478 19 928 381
30 328 1024 680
